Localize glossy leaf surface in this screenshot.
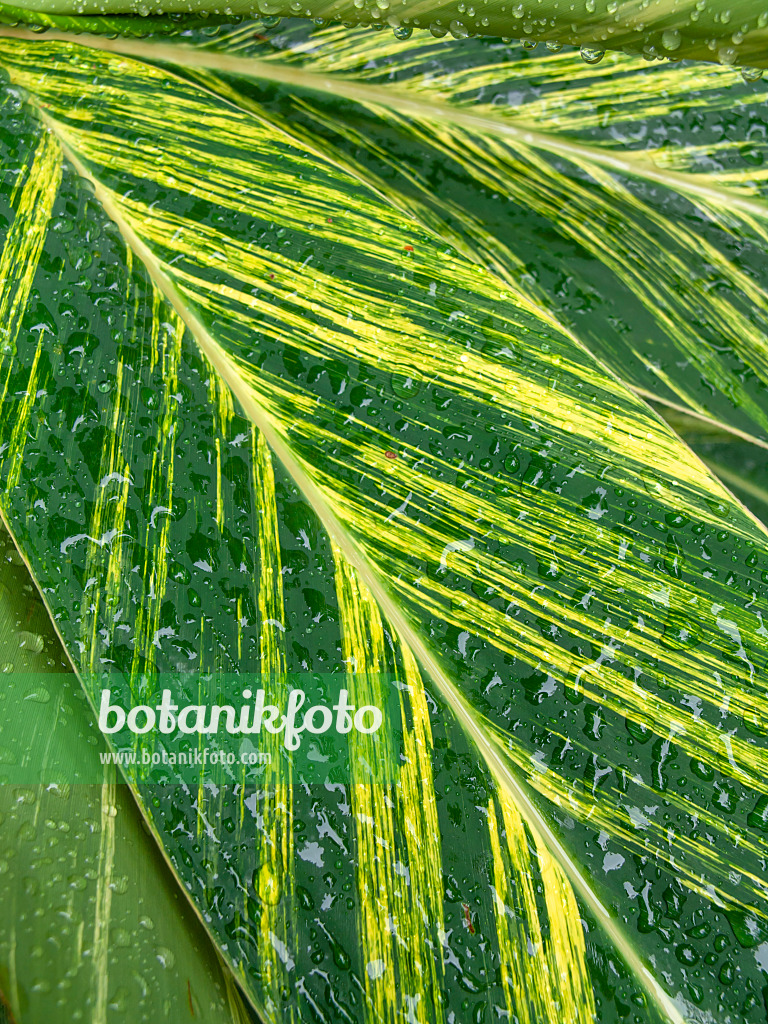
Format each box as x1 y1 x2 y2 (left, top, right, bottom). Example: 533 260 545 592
0 25 767 1024
6 0 768 69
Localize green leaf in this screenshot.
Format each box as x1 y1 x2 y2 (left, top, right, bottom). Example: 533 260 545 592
0 1 225 36
9 25 768 446
1 25 768 1024
656 404 768 530
0 521 255 1022
6 0 768 68
172 23 768 447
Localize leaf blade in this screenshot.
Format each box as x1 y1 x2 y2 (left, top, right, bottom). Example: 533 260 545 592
2 30 768 1024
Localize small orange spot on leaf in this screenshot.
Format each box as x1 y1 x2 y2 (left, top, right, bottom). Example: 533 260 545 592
462 903 475 934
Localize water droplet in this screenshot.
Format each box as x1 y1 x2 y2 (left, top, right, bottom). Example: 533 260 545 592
522 38 537 48
155 945 176 969
661 28 681 49
112 928 131 947
545 39 562 50
393 24 412 37
741 65 764 81
724 907 764 948
580 46 605 63
109 987 130 1011
17 631 44 654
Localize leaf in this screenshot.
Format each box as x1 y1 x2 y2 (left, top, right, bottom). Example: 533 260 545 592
175 24 768 447
1 25 768 1024
6 0 768 68
0 521 255 1023
0 0 235 36
656 404 768 531
10 24 768 451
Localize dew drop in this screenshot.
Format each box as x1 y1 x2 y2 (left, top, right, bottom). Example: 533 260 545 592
661 28 681 49
22 684 48 700
741 65 764 81
580 45 605 63
155 945 176 969
18 631 44 654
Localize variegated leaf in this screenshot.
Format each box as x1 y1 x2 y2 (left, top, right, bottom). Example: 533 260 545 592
0 25 767 1024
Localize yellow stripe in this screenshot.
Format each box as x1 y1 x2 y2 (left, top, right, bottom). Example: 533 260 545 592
0 133 61 491
250 430 296 1021
333 547 446 1024
488 793 596 1024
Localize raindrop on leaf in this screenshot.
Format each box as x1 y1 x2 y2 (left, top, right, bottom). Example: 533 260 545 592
580 46 605 63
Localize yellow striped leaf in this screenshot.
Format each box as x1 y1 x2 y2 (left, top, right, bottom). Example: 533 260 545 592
0 26 767 1024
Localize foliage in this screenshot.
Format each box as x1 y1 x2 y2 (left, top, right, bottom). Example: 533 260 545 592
0 17 767 1024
